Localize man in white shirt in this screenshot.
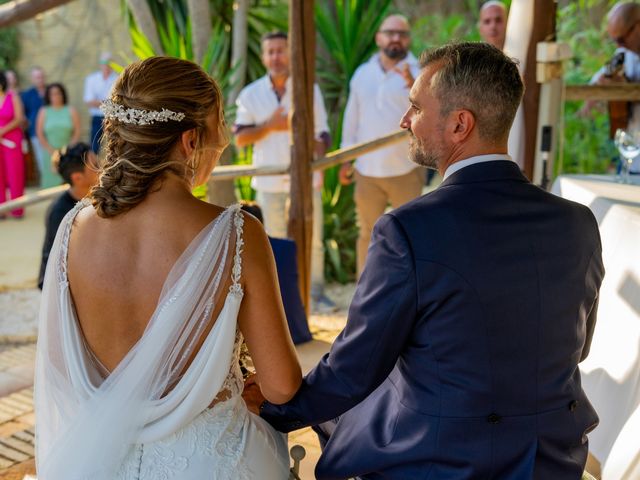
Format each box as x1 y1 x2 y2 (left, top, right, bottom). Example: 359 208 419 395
83 52 118 153
234 31 335 311
338 14 424 276
478 1 507 50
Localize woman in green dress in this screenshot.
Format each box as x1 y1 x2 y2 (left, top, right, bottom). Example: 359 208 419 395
36 83 81 188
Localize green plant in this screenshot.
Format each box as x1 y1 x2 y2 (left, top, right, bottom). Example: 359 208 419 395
0 0 19 71
557 0 618 175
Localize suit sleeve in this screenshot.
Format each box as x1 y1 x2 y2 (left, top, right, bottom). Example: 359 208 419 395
261 213 417 432
580 249 605 362
580 210 605 362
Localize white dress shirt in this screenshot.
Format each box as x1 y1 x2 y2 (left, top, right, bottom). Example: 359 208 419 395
83 70 118 117
443 154 514 181
235 76 329 193
341 52 420 178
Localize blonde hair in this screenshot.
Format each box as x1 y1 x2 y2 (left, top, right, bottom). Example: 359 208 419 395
91 56 228 218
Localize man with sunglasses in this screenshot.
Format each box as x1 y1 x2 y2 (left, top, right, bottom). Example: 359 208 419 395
587 2 640 174
338 14 424 277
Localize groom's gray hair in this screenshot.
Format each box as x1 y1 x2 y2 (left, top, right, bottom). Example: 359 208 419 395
420 42 523 142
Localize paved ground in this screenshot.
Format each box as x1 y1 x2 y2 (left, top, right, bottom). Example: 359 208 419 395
0 196 353 478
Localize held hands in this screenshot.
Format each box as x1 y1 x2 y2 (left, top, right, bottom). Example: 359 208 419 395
265 106 289 132
242 374 266 415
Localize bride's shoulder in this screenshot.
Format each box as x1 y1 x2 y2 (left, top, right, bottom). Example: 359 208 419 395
70 200 99 231
233 208 273 265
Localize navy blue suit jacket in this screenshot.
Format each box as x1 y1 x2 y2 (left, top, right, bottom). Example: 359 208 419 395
261 161 604 479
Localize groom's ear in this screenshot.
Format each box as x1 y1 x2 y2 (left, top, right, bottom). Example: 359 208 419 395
180 128 197 157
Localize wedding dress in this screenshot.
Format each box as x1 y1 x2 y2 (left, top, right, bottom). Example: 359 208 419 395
34 201 290 479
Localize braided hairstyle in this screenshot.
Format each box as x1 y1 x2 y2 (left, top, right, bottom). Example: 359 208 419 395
91 57 227 218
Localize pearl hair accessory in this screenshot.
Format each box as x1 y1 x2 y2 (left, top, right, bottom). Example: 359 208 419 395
100 99 185 125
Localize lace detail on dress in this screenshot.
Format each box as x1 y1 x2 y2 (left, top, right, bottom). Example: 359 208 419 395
229 206 244 297
212 329 245 405
116 329 251 480
56 199 90 285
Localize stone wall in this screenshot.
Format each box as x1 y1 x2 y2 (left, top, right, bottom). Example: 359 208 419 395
15 0 132 142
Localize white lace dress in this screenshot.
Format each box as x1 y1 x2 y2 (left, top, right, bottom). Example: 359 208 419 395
34 202 290 480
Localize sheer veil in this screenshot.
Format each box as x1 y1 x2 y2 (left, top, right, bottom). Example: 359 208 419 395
34 200 246 480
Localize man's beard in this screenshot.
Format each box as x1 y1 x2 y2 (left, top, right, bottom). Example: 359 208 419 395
384 45 408 60
408 134 441 170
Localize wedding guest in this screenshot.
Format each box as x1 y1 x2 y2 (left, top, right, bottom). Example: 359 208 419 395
36 82 81 188
478 1 508 50
338 14 424 277
83 51 118 153
234 31 336 312
21 67 46 176
5 70 19 94
249 43 604 480
0 70 26 218
38 143 98 289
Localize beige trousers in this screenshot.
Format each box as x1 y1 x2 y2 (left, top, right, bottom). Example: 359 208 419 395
354 168 425 276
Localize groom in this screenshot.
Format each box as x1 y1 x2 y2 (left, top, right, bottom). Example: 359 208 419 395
247 43 604 479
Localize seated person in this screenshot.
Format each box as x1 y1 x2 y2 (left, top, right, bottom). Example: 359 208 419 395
240 201 312 344
38 142 99 289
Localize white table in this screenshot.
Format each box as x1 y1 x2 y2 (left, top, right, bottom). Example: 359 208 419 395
552 175 640 479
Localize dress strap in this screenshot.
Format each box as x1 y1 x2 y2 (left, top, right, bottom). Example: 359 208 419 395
229 204 245 296
57 198 90 285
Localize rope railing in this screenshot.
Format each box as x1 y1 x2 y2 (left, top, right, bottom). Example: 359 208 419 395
0 130 409 215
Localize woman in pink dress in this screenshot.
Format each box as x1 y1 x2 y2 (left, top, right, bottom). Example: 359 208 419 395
0 70 26 218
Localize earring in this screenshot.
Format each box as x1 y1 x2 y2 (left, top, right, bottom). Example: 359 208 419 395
187 155 198 186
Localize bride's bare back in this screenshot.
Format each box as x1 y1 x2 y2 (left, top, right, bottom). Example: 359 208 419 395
68 176 301 403
67 178 225 371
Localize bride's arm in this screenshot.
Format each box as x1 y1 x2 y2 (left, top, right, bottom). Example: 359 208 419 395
237 213 302 404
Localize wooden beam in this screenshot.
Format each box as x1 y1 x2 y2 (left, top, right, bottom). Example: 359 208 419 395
565 84 640 101
0 0 74 28
288 0 315 315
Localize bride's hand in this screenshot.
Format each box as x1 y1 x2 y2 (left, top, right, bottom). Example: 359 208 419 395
242 380 266 415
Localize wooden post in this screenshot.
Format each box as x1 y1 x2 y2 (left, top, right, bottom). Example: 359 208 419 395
522 0 556 179
288 0 315 315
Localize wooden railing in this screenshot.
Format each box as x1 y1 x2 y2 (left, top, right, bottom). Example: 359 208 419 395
0 130 409 215
564 84 640 101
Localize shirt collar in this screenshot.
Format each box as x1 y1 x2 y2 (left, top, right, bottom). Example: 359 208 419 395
443 154 513 180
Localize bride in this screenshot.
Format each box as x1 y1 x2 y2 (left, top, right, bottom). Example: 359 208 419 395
35 57 302 479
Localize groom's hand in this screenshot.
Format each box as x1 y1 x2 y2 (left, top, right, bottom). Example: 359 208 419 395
242 376 266 415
